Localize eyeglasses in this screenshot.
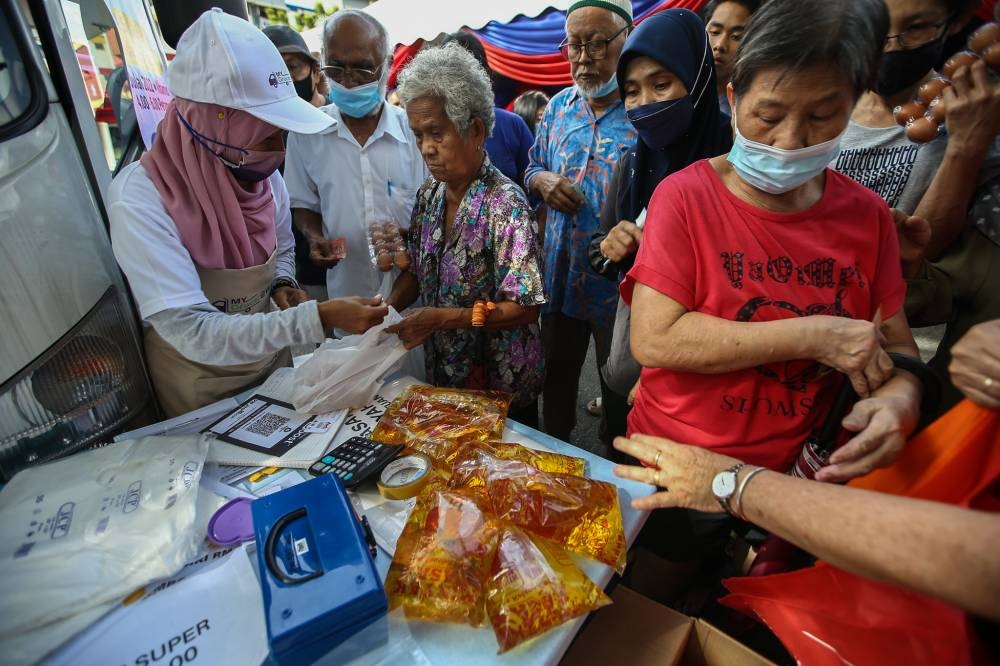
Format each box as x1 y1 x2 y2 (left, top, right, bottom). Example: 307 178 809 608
884 20 948 50
559 25 629 62
321 61 384 85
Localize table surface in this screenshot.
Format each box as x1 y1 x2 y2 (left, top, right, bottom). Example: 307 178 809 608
315 378 654 666
223 376 652 666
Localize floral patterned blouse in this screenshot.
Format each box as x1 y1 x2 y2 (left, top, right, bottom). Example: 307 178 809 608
408 157 546 409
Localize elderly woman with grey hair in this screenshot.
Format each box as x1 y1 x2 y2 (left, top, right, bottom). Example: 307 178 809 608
386 44 547 426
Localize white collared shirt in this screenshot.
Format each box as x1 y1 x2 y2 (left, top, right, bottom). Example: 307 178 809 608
284 102 428 299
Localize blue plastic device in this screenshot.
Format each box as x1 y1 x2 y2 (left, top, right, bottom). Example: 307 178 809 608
251 474 387 665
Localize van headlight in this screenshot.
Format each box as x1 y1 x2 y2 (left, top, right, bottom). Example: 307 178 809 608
0 287 150 481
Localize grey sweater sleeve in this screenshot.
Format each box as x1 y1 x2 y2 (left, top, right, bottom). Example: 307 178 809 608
146 300 325 365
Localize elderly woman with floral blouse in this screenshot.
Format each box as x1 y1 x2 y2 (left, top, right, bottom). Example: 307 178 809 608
386 44 546 426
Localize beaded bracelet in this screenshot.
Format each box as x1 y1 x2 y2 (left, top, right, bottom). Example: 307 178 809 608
471 300 497 327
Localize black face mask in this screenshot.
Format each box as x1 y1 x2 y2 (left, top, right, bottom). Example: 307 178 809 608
294 75 314 102
872 37 947 97
228 150 285 183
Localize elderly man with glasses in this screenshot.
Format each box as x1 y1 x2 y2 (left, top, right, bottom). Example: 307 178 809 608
524 0 636 452
284 11 427 310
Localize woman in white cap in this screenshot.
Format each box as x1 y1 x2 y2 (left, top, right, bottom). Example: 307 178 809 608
108 9 388 416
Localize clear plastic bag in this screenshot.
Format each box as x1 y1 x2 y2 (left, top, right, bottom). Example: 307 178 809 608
371 386 511 458
0 436 209 666
385 490 501 626
368 221 410 273
486 527 610 653
292 307 408 413
447 441 587 477
448 449 626 572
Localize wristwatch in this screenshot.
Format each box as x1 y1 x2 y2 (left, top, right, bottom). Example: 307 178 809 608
712 463 748 515
270 276 301 294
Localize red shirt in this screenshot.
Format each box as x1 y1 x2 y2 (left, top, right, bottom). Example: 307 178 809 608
622 160 906 471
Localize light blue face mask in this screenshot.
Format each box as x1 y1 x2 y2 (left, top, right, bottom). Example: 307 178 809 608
578 74 619 99
326 76 384 118
592 74 619 98
727 124 846 195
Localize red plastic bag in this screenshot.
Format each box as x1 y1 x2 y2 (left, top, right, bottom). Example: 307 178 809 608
723 567 980 666
722 400 1000 666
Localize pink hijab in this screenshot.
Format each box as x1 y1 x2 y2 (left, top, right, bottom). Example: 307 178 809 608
141 98 278 270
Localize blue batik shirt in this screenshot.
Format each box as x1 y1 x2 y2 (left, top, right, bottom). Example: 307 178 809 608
525 86 635 329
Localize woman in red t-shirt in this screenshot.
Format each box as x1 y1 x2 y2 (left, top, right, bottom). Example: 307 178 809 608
618 0 923 484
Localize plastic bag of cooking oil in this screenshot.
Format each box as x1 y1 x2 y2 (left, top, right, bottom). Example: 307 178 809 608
408 440 585 477
402 437 463 468
449 441 586 477
371 387 511 461
449 450 626 572
385 490 501 626
486 526 611 654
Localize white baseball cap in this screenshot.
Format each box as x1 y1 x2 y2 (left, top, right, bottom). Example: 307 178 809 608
167 9 332 134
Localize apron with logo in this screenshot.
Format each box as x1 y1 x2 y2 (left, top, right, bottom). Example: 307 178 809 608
144 250 291 417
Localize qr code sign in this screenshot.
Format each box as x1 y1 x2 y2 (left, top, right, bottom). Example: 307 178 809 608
246 413 291 437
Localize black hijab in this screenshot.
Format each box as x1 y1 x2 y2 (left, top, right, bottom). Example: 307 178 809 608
615 9 732 220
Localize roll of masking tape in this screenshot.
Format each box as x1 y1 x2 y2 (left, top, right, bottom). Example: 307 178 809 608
377 453 431 500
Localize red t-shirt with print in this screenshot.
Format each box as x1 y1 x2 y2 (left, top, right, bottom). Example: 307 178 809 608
622 160 906 471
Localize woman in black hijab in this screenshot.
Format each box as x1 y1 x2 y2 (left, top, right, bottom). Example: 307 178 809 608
589 8 732 446
590 8 732 281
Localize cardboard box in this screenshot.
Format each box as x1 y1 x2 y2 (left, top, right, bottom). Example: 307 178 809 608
561 586 775 666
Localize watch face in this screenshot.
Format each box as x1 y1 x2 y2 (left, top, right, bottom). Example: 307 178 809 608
712 470 737 498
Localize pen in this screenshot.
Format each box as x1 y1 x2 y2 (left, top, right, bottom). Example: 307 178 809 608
361 515 378 559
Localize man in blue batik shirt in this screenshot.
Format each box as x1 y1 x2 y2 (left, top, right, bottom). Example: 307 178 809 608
525 0 636 451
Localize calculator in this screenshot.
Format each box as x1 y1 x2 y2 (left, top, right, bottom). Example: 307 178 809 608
307 437 405 490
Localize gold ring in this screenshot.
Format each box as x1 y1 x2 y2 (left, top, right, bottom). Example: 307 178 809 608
653 450 662 468
653 470 661 487
986 377 995 389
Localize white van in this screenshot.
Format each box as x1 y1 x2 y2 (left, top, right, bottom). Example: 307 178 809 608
0 0 246 480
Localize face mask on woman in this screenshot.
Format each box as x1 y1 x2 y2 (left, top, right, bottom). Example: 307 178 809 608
294 75 315 102
626 97 694 150
176 108 283 182
872 36 947 97
326 77 384 118
727 123 845 195
228 149 285 182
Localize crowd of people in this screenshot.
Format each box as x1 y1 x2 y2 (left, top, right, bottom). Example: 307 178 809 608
106 0 1000 646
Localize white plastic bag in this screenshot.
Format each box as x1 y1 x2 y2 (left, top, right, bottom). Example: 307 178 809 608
292 307 408 414
0 435 208 666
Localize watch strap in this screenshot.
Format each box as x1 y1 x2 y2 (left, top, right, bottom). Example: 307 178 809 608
715 463 748 515
733 466 767 519
271 276 301 293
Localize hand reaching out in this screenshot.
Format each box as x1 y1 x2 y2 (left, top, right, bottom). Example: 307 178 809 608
272 286 311 310
950 319 1000 410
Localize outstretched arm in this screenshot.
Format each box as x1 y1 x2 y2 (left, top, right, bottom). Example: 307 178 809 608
613 434 1000 622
